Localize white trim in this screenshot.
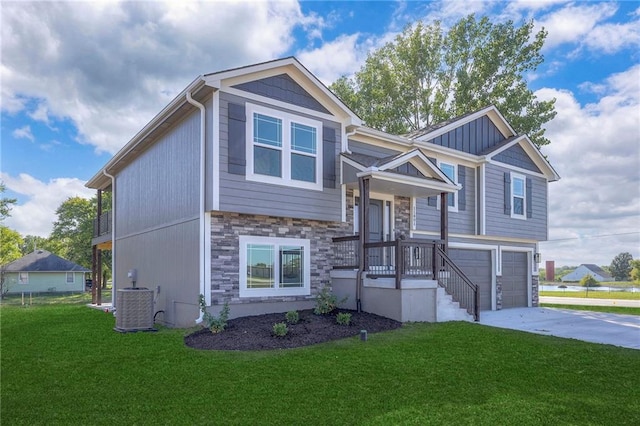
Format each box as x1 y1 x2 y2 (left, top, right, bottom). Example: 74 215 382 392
239 236 311 298
482 135 560 182
212 91 220 211
413 106 516 142
357 170 459 193
411 197 417 230
66 272 74 284
245 103 323 191
487 159 547 180
479 163 486 235
341 183 347 223
510 172 527 220
18 272 29 285
204 212 212 306
499 246 534 307
353 191 395 239
437 160 458 212
409 230 539 245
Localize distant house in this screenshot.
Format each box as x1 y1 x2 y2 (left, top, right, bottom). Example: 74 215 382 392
561 264 613 283
2 250 89 293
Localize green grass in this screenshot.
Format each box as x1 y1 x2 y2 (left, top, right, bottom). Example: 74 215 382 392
1 290 112 306
540 304 640 316
2 304 639 425
539 290 640 300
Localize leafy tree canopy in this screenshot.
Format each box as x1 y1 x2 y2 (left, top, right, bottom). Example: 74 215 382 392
330 15 556 147
0 226 23 266
630 259 640 282
50 197 94 269
0 182 17 222
610 252 633 281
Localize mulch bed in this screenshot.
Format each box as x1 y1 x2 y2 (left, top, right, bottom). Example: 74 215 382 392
184 309 402 351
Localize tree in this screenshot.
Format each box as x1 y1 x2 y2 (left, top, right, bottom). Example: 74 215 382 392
330 15 556 147
0 181 17 222
630 259 640 282
610 252 633 281
50 197 94 269
0 226 24 299
580 274 599 288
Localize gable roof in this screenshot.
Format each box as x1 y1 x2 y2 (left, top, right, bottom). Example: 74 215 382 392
480 134 560 181
581 264 613 279
3 250 90 273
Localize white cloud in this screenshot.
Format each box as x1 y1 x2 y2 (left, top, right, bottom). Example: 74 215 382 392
0 1 320 155
1 172 95 237
297 34 371 85
538 64 640 266
12 125 34 142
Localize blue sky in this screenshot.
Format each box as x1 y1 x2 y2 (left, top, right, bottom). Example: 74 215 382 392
1 0 639 267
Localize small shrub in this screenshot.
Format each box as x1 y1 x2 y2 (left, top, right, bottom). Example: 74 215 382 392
336 312 352 326
198 294 230 334
285 310 299 324
314 287 347 315
272 322 288 337
580 275 600 288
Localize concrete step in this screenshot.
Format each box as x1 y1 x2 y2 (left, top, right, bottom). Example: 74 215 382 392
436 287 473 322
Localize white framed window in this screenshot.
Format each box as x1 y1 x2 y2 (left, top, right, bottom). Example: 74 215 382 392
239 236 311 298
246 103 323 190
511 173 526 219
18 272 29 285
66 272 74 284
438 161 458 211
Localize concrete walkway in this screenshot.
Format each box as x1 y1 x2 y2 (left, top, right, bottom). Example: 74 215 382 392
479 307 640 350
540 296 640 308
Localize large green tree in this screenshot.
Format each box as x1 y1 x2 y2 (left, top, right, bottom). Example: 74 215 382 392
0 181 17 222
610 252 633 281
330 15 556 147
50 196 94 269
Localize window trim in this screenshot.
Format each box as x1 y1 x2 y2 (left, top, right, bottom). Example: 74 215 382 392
510 172 527 220
437 160 458 212
18 272 29 285
245 103 323 191
239 236 311 298
66 272 75 284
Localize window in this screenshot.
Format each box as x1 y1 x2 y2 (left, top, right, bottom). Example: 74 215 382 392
511 173 526 219
438 161 457 210
247 104 322 190
18 272 29 285
239 236 311 298
66 272 74 284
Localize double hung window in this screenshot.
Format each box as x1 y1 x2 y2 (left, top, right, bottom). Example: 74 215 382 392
438 161 457 210
511 173 526 219
18 272 28 285
247 104 322 190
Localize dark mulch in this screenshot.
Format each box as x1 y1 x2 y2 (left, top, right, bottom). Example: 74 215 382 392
184 309 402 351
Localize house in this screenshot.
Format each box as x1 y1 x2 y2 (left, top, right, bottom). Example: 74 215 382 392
2 250 89 293
86 57 559 327
561 264 612 282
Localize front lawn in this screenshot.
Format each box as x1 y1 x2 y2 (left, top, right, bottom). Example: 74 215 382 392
540 304 640 316
539 290 640 300
2 304 639 425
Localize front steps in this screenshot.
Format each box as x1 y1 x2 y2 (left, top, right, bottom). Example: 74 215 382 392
436 287 474 322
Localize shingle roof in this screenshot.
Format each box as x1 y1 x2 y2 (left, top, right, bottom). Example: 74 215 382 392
3 250 90 272
582 264 613 280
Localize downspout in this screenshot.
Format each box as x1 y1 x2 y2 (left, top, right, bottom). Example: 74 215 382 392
102 170 116 309
186 91 206 324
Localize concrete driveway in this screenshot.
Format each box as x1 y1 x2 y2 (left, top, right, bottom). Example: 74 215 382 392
479 307 640 350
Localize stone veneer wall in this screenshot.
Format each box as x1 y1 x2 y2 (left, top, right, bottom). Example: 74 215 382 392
209 190 355 306
394 196 411 239
531 275 539 307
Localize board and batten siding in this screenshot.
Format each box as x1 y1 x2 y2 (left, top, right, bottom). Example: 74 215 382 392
115 219 200 328
414 165 476 235
348 140 401 158
115 110 201 238
484 163 548 240
425 116 505 155
217 91 343 222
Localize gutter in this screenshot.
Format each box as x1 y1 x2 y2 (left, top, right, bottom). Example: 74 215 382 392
102 169 116 309
185 91 207 324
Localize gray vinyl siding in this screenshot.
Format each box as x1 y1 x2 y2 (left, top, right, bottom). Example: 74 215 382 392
415 165 476 235
426 116 505 154
493 144 542 173
116 110 201 238
485 163 548 240
218 91 342 222
348 140 401 158
115 219 199 328
232 74 330 115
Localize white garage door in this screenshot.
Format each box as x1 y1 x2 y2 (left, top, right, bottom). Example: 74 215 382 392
501 251 528 308
448 249 492 311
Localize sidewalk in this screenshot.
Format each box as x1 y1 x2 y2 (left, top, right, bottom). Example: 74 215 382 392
539 296 640 308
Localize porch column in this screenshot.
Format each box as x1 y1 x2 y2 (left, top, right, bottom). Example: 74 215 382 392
440 191 448 254
358 176 370 271
91 189 103 304
91 245 97 304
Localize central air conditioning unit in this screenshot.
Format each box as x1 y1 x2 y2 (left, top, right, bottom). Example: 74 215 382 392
115 287 155 332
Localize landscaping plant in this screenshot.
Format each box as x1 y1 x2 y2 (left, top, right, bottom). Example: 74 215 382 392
314 287 347 315
272 322 288 337
336 312 352 326
285 310 299 324
198 294 230 333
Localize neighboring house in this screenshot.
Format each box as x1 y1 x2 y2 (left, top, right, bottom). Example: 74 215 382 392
561 264 613 282
2 250 89 293
86 57 559 327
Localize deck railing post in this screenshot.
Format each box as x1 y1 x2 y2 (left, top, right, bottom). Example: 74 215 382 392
395 240 401 289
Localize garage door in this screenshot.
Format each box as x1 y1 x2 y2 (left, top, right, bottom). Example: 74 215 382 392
448 249 492 310
501 251 528 308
